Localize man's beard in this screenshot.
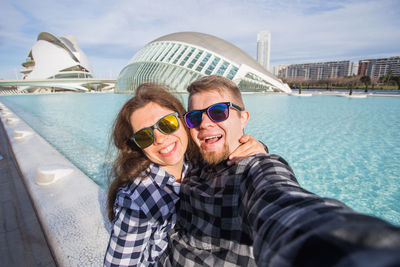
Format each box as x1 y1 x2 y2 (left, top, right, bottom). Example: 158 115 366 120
200 142 230 165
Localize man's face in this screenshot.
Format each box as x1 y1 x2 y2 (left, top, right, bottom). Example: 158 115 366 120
188 89 249 165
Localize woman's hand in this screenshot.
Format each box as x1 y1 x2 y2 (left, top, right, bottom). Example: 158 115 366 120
227 135 268 165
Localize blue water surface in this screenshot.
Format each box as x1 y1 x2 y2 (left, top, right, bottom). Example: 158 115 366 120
1 93 399 225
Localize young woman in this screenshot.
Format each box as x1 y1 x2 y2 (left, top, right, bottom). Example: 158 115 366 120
104 83 266 266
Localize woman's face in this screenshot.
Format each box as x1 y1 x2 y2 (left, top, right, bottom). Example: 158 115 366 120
130 102 188 176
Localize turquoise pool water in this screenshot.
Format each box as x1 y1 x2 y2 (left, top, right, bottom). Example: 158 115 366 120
1 93 399 226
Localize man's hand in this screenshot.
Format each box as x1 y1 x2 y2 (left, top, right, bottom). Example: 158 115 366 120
227 135 268 165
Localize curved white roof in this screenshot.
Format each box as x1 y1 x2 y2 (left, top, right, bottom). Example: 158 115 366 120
21 32 93 84
150 32 277 82
117 32 291 93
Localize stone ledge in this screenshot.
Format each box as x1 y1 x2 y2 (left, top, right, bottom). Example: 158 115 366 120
0 102 111 266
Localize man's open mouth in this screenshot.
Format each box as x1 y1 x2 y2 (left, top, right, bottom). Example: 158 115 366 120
204 135 222 144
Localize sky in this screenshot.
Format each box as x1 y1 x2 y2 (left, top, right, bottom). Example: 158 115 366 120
1 0 399 79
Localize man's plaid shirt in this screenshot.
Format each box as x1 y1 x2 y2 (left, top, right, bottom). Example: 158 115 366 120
104 162 188 267
161 154 400 266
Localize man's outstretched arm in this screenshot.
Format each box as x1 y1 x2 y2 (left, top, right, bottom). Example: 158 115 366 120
239 154 400 267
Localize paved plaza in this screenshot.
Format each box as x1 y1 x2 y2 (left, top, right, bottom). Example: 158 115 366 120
0 122 56 267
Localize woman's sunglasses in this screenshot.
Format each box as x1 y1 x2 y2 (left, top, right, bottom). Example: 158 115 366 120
184 102 242 128
130 112 180 149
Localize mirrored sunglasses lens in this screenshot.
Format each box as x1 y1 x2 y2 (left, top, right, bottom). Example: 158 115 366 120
185 111 202 128
133 128 154 148
158 114 179 134
209 104 229 122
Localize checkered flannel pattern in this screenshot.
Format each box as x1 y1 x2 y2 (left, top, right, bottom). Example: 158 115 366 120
161 154 400 267
104 162 188 267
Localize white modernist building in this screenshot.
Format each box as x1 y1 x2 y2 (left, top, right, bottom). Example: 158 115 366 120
257 30 271 71
116 32 291 93
20 32 95 92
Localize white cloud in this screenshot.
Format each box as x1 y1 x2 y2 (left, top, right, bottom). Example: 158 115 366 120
1 0 399 79
0 1 33 48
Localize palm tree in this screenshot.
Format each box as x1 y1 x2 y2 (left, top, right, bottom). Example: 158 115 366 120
360 76 371 92
390 76 400 90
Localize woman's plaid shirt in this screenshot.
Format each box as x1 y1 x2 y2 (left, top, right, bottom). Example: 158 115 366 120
104 162 189 267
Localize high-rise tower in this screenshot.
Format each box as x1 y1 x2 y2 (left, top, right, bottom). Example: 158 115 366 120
257 30 271 71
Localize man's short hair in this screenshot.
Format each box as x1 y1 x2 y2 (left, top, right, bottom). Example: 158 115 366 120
187 75 245 109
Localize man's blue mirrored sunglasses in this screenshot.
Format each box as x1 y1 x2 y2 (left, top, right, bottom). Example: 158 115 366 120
184 102 242 128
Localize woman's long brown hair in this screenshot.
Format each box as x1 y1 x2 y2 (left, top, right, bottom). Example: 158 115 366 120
106 83 198 222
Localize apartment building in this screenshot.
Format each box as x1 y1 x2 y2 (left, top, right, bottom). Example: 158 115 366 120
279 61 354 80
358 56 400 77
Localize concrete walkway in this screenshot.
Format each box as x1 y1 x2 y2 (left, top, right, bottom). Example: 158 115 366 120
0 122 56 267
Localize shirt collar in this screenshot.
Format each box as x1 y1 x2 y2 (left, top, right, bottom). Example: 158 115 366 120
201 158 231 174
149 161 189 192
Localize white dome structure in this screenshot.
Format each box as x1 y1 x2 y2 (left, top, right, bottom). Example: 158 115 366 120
116 32 291 93
20 32 94 91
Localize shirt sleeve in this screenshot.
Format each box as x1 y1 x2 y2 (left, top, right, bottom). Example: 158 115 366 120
104 205 153 267
240 154 400 267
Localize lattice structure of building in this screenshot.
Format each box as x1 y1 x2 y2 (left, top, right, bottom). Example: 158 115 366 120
116 32 291 93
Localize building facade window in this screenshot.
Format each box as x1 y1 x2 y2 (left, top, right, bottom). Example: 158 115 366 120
196 53 211 72
205 56 221 75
